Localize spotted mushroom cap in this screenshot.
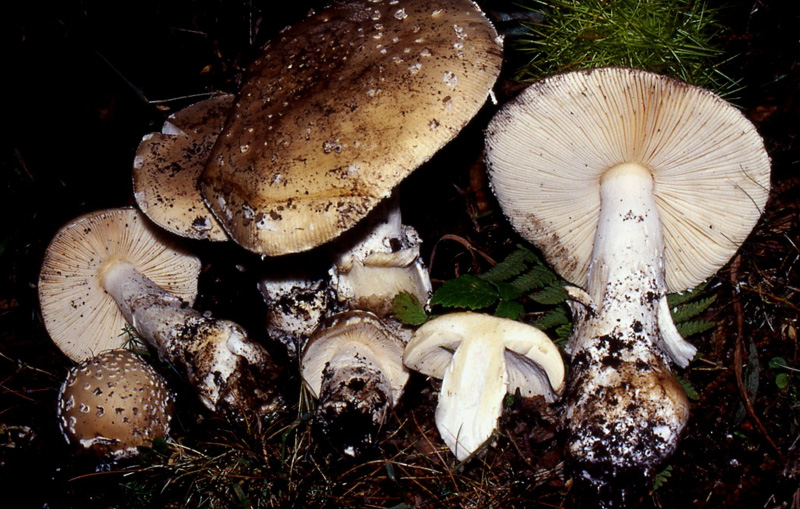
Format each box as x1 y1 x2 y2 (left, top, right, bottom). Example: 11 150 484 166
57 349 173 458
485 67 771 293
38 208 201 361
201 0 503 255
133 94 234 241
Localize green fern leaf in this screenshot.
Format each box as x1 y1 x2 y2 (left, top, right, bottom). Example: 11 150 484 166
495 300 525 320
555 322 573 339
533 306 570 330
431 274 499 309
652 464 673 491
495 281 524 301
671 295 717 323
480 248 534 283
667 281 710 307
392 292 428 326
676 320 715 338
511 264 558 293
677 375 699 401
530 282 569 305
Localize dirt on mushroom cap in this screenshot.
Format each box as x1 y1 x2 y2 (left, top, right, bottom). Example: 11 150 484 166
201 0 503 255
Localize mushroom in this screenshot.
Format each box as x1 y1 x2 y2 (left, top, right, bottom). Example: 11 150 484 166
403 312 565 461
484 68 770 486
329 192 432 317
300 310 409 456
200 0 503 256
133 94 234 241
39 207 283 419
258 270 330 360
56 349 172 458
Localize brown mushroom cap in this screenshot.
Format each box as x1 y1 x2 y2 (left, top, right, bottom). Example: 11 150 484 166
485 67 771 293
38 208 201 361
56 349 173 458
133 95 234 241
201 0 502 255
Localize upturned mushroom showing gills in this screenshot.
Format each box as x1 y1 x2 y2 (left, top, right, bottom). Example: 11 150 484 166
39 208 282 420
57 349 172 459
200 0 503 257
403 312 565 461
300 311 409 457
485 68 770 496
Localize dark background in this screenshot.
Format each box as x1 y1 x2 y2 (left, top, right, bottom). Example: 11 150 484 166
2 0 799 507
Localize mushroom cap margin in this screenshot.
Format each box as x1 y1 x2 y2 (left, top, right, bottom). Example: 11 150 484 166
38 207 201 361
485 67 771 293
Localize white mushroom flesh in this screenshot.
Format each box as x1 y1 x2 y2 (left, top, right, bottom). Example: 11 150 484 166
404 312 565 461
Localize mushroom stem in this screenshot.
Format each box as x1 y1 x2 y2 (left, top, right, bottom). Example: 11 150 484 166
315 346 393 457
436 330 509 461
100 261 283 419
330 192 432 318
565 163 691 487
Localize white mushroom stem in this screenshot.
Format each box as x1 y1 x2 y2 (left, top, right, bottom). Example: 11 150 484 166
330 193 432 318
436 331 508 461
258 274 329 360
565 163 692 481
99 261 282 418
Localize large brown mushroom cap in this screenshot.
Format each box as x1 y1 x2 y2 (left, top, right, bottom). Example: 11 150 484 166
485 67 771 293
133 95 234 241
57 349 173 458
38 208 201 361
201 0 502 255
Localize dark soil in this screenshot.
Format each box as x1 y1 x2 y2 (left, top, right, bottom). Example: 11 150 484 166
2 0 799 507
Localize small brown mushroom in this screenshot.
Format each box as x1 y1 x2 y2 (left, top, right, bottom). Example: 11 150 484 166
56 349 172 458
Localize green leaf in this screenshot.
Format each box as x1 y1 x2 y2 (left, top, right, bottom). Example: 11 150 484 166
776 373 791 390
676 319 715 338
392 292 428 326
533 306 570 330
667 281 710 307
677 375 699 401
769 356 787 370
495 281 524 301
510 265 557 293
480 248 535 283
495 300 525 320
671 295 717 322
652 464 673 491
530 282 568 305
431 274 499 309
555 323 573 339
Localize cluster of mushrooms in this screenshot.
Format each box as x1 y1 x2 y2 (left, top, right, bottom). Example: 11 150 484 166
38 0 770 500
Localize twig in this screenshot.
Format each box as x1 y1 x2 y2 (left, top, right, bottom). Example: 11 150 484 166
730 255 786 462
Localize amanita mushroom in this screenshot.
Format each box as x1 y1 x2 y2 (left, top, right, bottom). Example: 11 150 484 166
57 349 172 458
39 207 282 419
200 0 503 257
300 310 409 456
485 68 770 488
403 312 565 461
133 94 234 241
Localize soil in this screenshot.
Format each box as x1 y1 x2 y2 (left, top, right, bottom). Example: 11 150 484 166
2 0 799 507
